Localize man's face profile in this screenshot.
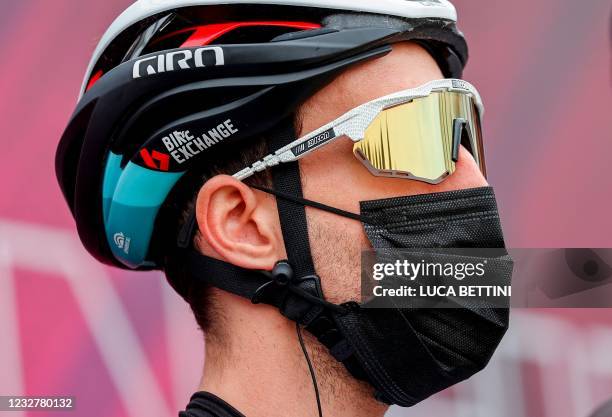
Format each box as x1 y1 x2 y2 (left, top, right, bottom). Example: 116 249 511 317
191 41 490 416
194 42 488 305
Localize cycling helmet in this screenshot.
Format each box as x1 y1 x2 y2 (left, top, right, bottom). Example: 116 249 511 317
55 0 469 270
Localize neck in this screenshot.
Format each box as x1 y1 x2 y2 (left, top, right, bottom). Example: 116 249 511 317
199 291 388 417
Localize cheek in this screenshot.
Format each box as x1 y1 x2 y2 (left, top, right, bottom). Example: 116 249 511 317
446 146 489 190
300 137 374 213
306 207 370 304
300 139 375 303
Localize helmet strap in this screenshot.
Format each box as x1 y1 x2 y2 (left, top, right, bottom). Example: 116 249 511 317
268 119 318 280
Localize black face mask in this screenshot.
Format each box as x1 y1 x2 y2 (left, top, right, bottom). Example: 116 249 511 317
324 186 511 406
186 185 511 407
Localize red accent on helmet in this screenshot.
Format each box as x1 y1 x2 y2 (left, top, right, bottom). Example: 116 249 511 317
85 22 320 92
140 149 170 171
85 69 104 92
183 21 321 47
154 21 321 48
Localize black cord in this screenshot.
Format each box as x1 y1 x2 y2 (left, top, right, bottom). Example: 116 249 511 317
296 322 323 417
252 185 366 223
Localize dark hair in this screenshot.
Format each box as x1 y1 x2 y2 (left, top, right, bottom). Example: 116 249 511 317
161 116 301 333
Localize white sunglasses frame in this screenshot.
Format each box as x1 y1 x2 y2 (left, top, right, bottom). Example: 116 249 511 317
233 78 484 182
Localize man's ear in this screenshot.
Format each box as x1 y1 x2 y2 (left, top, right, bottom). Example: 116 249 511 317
195 175 284 270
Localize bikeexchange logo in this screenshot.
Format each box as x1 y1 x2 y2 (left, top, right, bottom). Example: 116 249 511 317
113 232 131 255
140 119 240 171
133 47 225 78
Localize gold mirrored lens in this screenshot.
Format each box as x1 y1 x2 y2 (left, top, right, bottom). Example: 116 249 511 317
354 91 484 183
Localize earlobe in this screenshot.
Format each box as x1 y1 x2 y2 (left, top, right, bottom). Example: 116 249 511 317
195 175 283 270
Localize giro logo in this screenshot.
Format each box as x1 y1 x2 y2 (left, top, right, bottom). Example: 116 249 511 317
140 149 170 171
133 47 225 79
113 232 131 254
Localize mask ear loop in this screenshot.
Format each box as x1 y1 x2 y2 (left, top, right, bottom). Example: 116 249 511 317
251 185 375 225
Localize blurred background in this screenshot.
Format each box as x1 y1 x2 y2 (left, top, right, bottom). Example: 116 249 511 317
1 0 611 416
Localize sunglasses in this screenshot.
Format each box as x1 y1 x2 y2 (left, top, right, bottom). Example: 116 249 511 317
234 79 485 184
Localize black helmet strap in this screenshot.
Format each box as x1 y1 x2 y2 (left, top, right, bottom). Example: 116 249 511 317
268 119 318 279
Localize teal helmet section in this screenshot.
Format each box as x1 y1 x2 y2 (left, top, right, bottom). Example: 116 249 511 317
103 153 185 268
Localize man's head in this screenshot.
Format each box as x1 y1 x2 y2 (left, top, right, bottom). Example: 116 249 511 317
159 42 492 413
179 41 487 337
57 1 511 410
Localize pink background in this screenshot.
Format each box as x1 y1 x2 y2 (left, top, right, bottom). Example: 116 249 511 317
0 1 611 416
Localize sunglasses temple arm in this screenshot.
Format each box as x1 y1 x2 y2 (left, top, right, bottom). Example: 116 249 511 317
233 127 342 181
452 118 468 163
